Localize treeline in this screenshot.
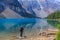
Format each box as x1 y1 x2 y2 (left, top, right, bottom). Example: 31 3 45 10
47 10 60 19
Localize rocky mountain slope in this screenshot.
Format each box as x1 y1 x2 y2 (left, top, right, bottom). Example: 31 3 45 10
0 0 38 18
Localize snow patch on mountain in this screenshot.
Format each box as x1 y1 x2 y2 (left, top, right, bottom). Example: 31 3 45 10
18 0 60 18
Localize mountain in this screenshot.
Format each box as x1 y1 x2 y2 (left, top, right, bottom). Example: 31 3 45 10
0 2 5 13
1 8 22 18
0 0 60 18
18 0 60 18
0 0 39 18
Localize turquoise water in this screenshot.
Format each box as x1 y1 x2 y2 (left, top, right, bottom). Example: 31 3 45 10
0 18 59 37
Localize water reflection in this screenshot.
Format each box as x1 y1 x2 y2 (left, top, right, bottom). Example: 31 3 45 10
0 18 58 37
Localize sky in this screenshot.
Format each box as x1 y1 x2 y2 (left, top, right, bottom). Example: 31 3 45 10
55 0 60 2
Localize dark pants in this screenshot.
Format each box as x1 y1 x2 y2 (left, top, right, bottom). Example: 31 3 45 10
20 31 23 37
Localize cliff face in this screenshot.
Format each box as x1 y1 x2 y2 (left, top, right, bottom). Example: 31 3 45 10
0 0 38 18
0 0 60 18
0 2 5 13
18 0 60 18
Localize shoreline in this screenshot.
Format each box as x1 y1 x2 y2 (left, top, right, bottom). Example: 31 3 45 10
0 29 58 40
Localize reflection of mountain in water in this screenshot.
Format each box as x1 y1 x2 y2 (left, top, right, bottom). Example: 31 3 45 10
47 20 59 28
0 18 36 32
0 19 57 36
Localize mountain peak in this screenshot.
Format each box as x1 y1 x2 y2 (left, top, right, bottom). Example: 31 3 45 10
0 0 60 18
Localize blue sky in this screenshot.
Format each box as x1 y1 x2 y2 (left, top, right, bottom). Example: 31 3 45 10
55 0 60 2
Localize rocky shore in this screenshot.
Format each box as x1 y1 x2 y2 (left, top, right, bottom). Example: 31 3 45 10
0 29 57 40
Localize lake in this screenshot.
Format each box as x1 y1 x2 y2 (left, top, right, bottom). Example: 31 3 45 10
0 18 59 37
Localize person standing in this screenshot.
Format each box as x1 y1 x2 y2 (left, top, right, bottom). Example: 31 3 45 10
20 27 24 37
